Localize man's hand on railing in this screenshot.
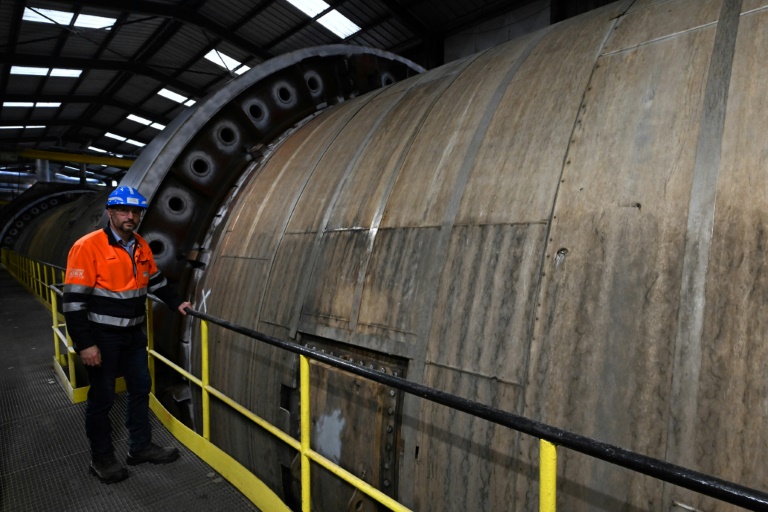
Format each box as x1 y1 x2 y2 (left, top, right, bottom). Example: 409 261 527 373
177 301 192 316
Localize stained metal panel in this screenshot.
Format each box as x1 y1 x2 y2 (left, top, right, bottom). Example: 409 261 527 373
683 7 768 510
457 9 611 226
284 92 399 234
743 0 768 10
357 227 440 342
523 22 716 512
604 0 721 54
380 40 531 229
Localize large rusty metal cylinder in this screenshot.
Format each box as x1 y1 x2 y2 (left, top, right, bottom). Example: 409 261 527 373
188 1 768 510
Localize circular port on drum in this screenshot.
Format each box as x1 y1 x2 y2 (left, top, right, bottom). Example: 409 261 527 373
278 86 292 103
149 240 166 257
191 156 211 177
218 125 237 145
249 102 265 121
304 70 323 97
168 195 186 213
273 81 297 108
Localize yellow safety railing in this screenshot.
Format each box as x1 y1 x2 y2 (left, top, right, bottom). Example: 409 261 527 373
4 248 768 512
1 248 556 511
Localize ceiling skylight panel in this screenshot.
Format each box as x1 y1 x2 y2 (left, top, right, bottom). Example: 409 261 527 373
11 66 48 76
285 0 329 18
127 114 151 126
74 13 116 29
127 114 166 130
284 0 360 38
318 11 361 38
23 7 73 25
157 88 195 106
49 68 83 77
204 50 251 76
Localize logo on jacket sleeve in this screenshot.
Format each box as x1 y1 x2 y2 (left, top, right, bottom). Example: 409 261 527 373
68 268 85 279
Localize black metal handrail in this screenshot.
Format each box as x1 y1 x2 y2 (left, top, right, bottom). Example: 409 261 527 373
185 307 768 511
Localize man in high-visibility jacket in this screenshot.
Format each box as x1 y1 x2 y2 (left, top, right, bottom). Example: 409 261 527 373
63 186 192 484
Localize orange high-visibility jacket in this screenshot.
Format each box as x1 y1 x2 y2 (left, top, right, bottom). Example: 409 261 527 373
63 226 181 352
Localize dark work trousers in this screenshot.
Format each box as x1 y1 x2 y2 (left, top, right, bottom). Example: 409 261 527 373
83 326 152 458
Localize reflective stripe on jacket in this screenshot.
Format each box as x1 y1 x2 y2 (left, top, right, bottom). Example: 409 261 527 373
63 226 181 351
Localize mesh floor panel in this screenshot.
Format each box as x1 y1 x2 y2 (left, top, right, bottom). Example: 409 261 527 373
0 268 261 512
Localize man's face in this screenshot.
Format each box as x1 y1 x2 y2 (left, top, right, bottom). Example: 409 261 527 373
108 206 144 238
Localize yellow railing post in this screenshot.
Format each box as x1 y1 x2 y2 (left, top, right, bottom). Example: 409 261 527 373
201 319 210 441
43 265 50 304
540 440 557 512
35 262 42 299
300 354 311 512
51 290 62 364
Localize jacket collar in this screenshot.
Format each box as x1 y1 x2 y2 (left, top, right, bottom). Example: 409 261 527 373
103 224 140 248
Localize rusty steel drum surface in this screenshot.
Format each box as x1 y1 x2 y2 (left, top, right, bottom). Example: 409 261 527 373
188 1 768 510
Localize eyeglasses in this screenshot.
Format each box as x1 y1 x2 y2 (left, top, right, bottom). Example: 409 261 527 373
112 206 144 216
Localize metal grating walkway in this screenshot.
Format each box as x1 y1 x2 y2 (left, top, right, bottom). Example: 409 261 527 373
0 267 260 512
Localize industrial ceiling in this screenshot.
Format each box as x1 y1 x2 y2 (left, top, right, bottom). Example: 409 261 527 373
0 0 605 196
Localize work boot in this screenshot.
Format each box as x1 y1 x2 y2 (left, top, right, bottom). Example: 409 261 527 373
89 453 129 483
126 442 179 465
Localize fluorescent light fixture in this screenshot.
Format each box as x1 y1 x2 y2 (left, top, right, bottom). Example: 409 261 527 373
0 125 45 129
74 13 115 29
184 99 196 107
3 102 61 108
11 66 48 76
285 0 329 17
318 10 360 38
23 7 73 25
88 146 107 153
125 139 145 147
104 132 124 141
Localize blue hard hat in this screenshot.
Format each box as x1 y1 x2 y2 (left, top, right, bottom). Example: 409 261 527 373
106 187 149 209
